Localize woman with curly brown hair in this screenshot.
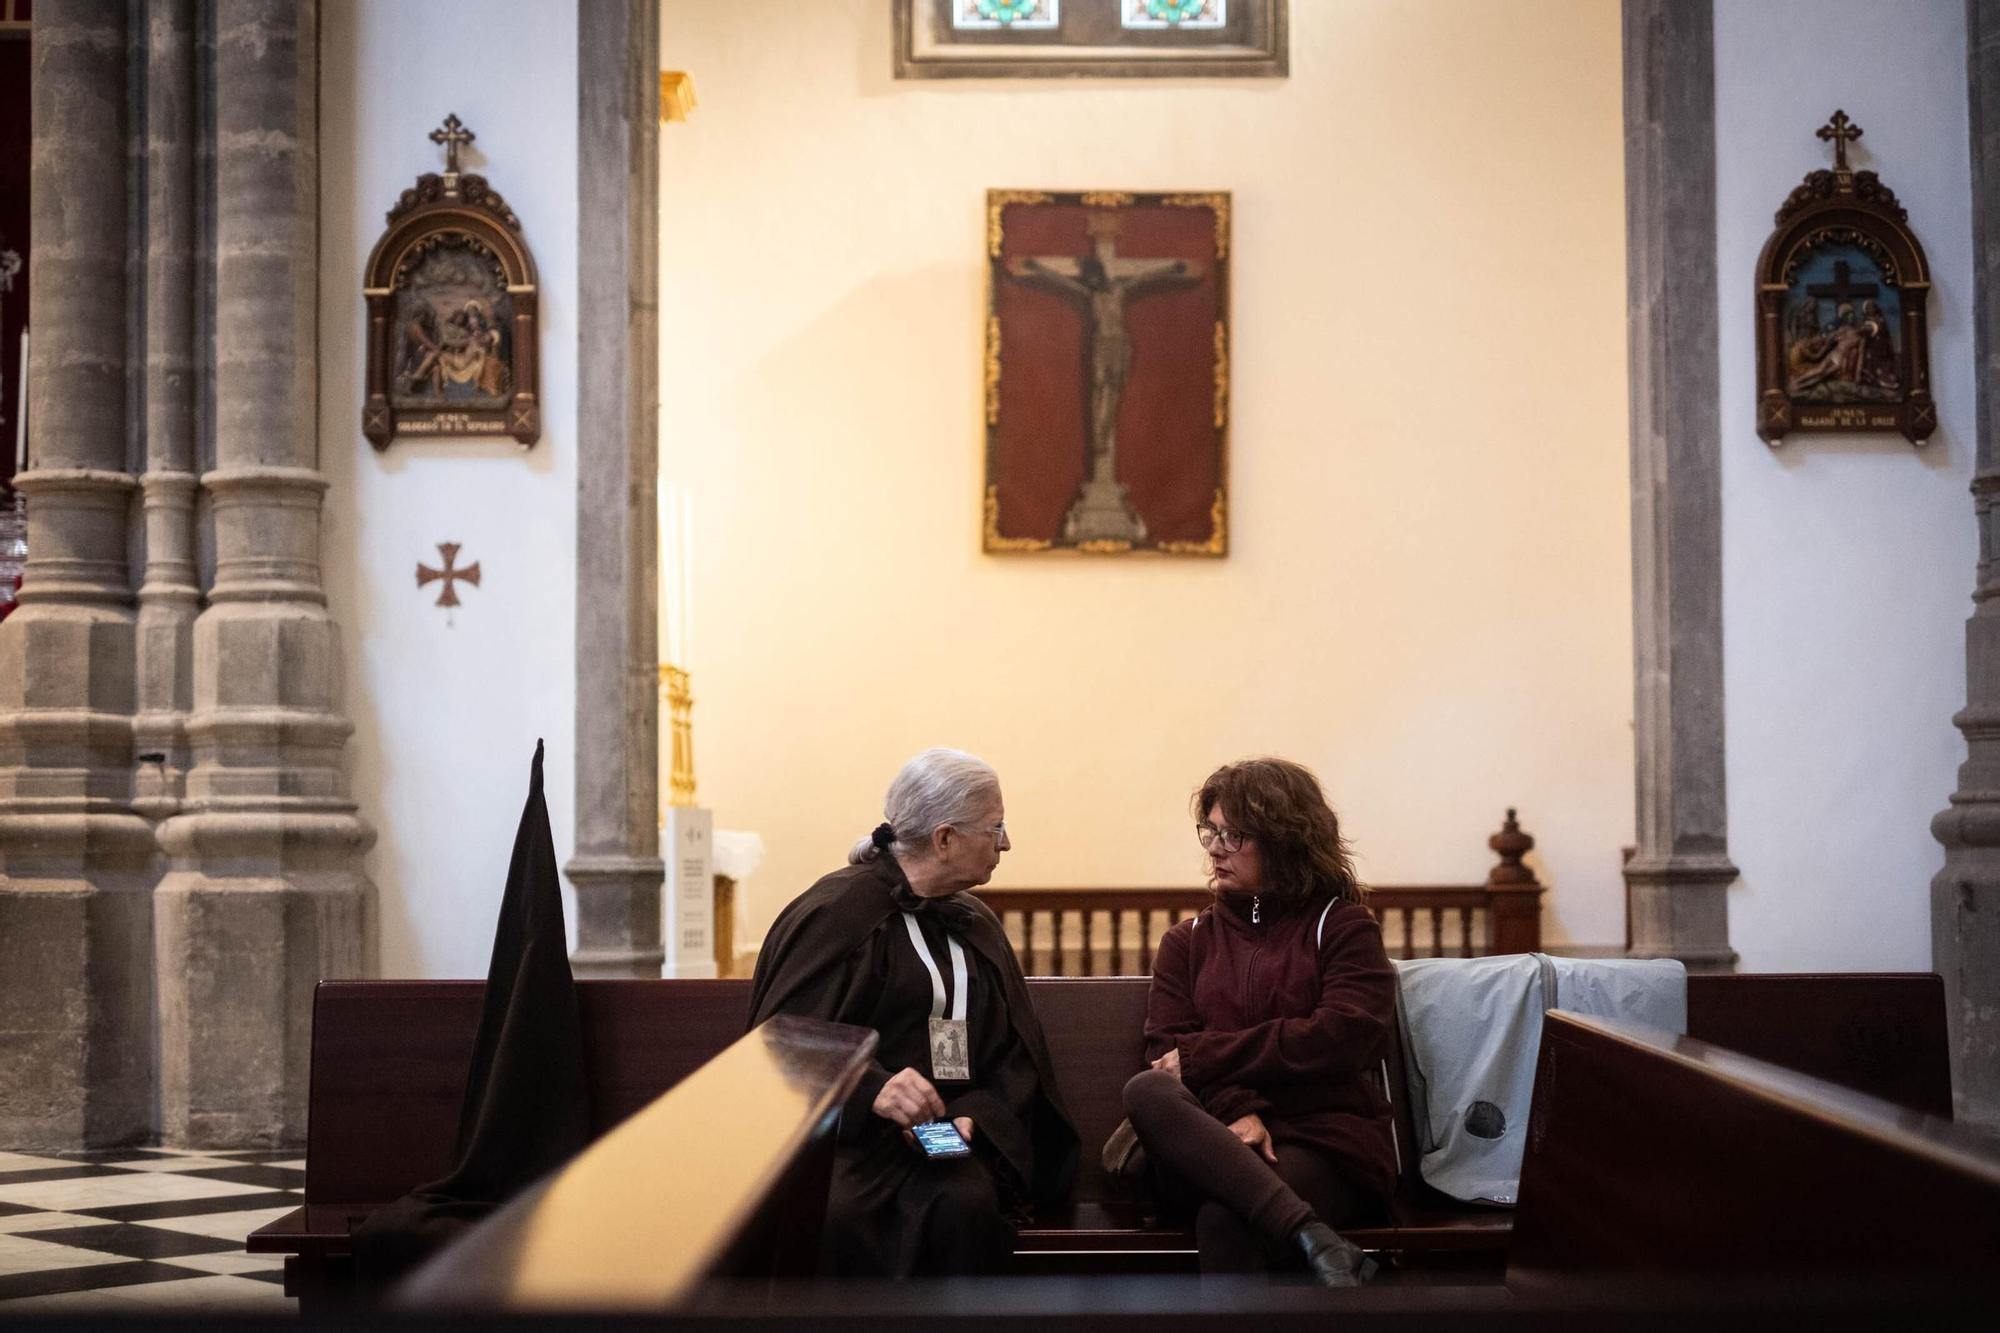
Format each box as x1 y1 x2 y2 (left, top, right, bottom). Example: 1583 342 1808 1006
1121 758 1396 1286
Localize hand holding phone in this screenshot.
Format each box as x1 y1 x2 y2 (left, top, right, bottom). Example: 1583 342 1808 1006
873 1067 948 1128
910 1119 972 1159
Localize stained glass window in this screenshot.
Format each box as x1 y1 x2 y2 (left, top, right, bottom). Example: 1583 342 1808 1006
954 0 1060 29
1123 0 1226 29
902 0 1285 79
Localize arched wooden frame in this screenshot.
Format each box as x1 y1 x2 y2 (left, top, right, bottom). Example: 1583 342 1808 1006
1755 169 1934 446
362 174 541 449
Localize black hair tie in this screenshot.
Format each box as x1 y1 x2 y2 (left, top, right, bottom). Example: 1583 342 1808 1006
871 822 896 851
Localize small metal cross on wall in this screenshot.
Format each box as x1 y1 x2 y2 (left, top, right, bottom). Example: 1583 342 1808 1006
430 114 475 175
1817 109 1862 171
417 542 481 608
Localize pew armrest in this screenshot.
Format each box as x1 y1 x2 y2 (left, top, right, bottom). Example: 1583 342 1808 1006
245 1203 373 1256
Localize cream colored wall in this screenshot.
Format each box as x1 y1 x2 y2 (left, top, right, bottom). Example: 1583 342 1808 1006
659 0 1633 949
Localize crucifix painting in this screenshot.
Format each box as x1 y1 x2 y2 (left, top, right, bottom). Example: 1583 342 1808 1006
985 190 1229 554
1755 111 1934 445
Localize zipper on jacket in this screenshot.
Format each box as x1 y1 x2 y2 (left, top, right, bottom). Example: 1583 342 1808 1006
1252 895 1261 925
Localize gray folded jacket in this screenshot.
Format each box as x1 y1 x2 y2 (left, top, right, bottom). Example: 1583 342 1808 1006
1394 953 1686 1206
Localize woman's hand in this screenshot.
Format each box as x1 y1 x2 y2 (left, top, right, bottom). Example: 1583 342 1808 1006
1151 1046 1183 1079
1228 1112 1279 1165
872 1067 948 1128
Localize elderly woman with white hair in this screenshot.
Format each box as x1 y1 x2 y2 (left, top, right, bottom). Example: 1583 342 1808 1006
748 748 1078 1278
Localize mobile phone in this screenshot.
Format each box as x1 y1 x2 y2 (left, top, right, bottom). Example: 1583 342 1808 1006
911 1119 971 1159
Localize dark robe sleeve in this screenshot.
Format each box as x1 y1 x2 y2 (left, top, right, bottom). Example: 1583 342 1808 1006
747 881 900 1140
1144 919 1271 1123
941 947 1041 1200
776 942 899 1132
1176 910 1395 1091
954 901 1080 1208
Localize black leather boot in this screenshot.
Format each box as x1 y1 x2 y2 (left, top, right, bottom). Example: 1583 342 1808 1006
1291 1220 1378 1288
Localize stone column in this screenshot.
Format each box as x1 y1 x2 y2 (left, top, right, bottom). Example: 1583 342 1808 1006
0 0 155 1149
1620 0 1739 971
154 0 374 1146
134 0 200 819
1932 0 2000 1128
567 0 665 978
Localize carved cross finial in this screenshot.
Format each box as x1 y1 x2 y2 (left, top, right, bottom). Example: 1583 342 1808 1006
429 114 475 176
1817 109 1863 172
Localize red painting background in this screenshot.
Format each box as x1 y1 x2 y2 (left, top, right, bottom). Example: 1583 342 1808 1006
987 197 1224 549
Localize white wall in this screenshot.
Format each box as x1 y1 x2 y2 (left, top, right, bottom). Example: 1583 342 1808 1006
320 0 579 978
660 0 1636 948
1715 0 1974 971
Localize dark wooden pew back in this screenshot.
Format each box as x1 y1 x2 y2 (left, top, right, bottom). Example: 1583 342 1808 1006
303 972 1953 1215
1508 1010 2000 1282
1026 980 1152 1201
304 979 751 1205
1683 971 1952 1117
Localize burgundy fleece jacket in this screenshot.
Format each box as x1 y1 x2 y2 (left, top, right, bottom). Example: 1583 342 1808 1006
1143 891 1400 1207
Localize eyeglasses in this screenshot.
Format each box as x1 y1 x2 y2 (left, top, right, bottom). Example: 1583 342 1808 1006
1196 824 1248 854
960 820 1007 845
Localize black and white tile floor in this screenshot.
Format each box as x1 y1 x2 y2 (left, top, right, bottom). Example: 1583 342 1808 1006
0 1147 300 1314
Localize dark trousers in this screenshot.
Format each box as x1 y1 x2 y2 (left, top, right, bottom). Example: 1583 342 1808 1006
1123 1067 1372 1276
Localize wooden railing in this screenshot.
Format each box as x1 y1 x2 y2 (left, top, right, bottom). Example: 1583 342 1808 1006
978 810 1545 977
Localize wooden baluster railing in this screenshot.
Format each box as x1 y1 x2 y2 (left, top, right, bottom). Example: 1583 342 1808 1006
976 814 1545 975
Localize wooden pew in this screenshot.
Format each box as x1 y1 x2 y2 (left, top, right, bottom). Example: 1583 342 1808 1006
1508 1010 2000 1286
252 971 1954 1295
250 979 754 1310
394 1014 877 1311
1682 971 1953 1117
1016 972 1955 1269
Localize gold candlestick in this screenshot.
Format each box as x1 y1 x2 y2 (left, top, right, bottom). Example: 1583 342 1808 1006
660 663 697 808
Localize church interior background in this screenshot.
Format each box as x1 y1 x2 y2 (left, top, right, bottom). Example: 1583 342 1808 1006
0 0 1996 1314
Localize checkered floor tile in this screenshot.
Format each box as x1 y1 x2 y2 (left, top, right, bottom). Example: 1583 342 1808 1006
0 1147 301 1313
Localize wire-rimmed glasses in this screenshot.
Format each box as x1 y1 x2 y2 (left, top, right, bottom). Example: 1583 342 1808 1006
1196 823 1247 854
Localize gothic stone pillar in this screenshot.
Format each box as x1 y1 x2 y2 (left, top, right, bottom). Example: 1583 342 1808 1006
0 0 156 1149
134 0 201 820
154 0 374 1146
1621 0 1740 970
1932 0 2000 1128
567 0 665 977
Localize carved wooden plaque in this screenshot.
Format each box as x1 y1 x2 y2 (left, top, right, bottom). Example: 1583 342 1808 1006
1755 111 1934 446
363 116 540 449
